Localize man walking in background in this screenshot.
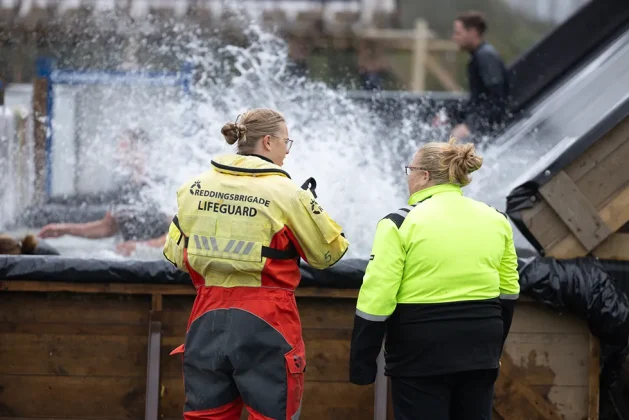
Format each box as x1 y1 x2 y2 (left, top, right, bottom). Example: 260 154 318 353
449 11 510 140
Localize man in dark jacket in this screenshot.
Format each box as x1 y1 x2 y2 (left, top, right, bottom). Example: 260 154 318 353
449 11 510 140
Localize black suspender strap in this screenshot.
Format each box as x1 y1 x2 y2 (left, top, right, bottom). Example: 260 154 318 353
261 244 299 260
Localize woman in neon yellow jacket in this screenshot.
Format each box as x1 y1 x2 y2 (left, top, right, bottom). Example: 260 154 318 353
164 108 349 420
350 138 519 420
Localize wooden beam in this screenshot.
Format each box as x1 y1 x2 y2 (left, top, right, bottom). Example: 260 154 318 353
0 280 360 299
410 19 428 92
283 28 455 53
32 66 48 203
588 334 600 420
427 39 459 53
145 294 163 420
592 232 629 260
547 182 629 258
358 27 416 41
540 170 612 253
151 293 163 311
356 28 457 52
0 280 196 295
425 53 462 92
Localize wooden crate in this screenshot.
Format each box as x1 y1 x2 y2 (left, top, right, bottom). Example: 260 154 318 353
519 115 629 260
0 281 598 420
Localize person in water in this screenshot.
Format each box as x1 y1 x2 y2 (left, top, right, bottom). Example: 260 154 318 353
163 108 349 419
37 128 170 256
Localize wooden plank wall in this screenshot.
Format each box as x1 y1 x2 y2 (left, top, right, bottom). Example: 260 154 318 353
0 292 151 418
521 115 629 259
0 291 373 419
493 301 595 420
0 286 597 420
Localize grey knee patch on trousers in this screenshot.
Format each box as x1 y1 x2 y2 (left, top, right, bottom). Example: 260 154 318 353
183 308 294 419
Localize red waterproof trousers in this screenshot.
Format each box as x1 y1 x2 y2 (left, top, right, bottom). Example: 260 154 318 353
171 285 306 420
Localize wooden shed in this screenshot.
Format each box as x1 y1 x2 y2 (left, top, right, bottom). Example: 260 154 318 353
506 100 629 261
0 278 600 420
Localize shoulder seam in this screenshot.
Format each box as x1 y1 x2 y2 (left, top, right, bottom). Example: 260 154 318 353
382 202 420 229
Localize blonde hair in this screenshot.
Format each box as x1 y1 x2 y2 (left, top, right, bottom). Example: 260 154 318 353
0 234 38 255
221 108 286 154
416 137 483 187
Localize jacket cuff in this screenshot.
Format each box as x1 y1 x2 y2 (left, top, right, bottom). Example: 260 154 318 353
349 313 387 386
350 364 378 385
500 299 516 347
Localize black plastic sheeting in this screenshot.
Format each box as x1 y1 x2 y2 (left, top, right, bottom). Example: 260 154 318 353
519 257 629 347
1 254 629 418
0 255 368 289
519 256 629 420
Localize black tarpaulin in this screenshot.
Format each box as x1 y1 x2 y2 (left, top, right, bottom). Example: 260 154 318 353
519 256 629 420
0 255 368 289
519 256 629 347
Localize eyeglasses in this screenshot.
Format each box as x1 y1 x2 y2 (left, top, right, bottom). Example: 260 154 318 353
285 138 294 152
267 134 294 152
405 165 428 175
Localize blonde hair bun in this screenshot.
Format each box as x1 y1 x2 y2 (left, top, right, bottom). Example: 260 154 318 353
414 138 484 187
445 137 483 186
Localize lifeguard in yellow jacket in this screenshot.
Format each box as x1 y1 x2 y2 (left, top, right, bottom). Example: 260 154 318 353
164 108 349 420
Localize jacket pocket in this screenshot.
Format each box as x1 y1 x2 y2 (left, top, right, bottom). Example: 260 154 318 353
284 340 306 419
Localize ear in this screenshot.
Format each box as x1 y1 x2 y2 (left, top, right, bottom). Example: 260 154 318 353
262 135 272 151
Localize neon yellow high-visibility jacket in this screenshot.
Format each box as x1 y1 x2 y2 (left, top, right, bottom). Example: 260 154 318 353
349 183 520 384
163 154 350 290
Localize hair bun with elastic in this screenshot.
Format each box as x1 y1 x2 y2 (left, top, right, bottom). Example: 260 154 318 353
221 122 247 145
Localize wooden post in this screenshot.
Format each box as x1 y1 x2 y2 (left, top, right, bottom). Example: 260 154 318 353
410 19 428 92
374 345 388 420
145 294 163 420
0 77 4 106
539 170 612 252
588 334 600 420
32 56 52 203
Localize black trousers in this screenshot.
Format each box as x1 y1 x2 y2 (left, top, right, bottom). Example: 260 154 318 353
390 368 499 420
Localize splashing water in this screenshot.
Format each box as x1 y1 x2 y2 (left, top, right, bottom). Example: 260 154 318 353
1 14 528 260
146 24 422 258
4 18 423 259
